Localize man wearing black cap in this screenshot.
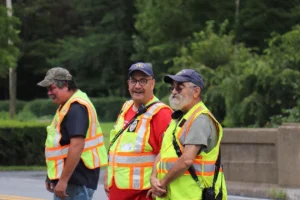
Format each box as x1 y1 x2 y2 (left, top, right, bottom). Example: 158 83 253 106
37 67 108 200
105 62 172 200
149 69 227 200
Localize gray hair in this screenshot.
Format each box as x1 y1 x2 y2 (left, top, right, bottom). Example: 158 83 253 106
187 82 201 98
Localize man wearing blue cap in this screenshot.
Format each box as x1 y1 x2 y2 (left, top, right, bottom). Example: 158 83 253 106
105 62 172 200
149 69 227 200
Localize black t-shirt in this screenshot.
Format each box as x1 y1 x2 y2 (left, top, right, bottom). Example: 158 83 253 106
48 102 100 190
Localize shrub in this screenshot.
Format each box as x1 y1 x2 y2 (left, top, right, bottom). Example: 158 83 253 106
0 121 47 165
91 97 127 122
0 97 127 122
0 100 26 113
22 99 58 117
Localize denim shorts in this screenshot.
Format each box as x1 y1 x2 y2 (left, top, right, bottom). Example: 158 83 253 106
54 184 95 200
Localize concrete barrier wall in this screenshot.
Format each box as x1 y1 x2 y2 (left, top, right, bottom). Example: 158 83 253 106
222 123 300 187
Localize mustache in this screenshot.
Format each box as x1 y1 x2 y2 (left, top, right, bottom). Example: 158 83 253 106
171 94 182 98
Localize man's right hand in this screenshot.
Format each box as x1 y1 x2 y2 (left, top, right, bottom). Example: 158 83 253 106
150 176 166 197
45 181 54 193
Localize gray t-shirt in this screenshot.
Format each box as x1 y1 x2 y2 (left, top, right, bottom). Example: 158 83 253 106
183 114 218 153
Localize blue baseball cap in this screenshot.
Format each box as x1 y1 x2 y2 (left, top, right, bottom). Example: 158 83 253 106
128 62 154 78
164 69 204 90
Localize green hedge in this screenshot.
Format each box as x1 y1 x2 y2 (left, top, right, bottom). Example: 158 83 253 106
0 97 127 122
0 100 27 113
0 121 47 165
91 97 127 122
22 99 58 117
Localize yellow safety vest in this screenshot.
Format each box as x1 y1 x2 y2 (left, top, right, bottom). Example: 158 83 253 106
108 96 171 190
157 101 227 200
45 90 108 180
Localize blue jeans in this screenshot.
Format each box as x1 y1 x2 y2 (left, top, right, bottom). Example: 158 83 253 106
53 184 95 200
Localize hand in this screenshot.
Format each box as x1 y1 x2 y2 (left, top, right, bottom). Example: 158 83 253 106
146 188 155 200
54 180 68 199
45 181 54 193
150 176 167 198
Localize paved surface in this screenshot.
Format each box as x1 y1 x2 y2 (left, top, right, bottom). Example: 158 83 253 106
0 171 270 200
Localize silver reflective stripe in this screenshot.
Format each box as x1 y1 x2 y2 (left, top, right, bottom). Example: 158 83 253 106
194 163 215 173
114 154 156 164
54 128 61 146
134 103 163 152
108 154 113 162
134 118 147 152
56 159 64 178
161 162 215 173
92 148 100 166
145 103 163 116
46 135 103 158
133 167 141 189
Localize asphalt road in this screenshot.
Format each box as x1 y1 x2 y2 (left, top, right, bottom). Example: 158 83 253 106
0 171 269 200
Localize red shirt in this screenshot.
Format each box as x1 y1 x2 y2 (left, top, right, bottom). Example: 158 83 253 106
109 106 172 200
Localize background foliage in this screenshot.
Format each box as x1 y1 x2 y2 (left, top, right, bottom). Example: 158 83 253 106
0 0 300 127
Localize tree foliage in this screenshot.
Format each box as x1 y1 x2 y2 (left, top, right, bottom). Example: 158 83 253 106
170 22 300 127
0 0 300 127
0 5 20 77
49 0 136 97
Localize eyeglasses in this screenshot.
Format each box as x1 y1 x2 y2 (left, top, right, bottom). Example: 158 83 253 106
128 78 153 86
168 85 197 93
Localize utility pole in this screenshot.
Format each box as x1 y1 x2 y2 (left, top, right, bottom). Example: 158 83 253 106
6 0 17 119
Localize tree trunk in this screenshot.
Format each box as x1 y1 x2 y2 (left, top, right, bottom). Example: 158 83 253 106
9 67 16 119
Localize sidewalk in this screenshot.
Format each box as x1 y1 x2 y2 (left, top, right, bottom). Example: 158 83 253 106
227 181 300 200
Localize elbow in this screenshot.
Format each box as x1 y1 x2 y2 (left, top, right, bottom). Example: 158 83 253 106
183 158 194 169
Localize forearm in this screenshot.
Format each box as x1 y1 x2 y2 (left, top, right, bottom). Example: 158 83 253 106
59 138 85 182
160 155 193 187
161 145 201 187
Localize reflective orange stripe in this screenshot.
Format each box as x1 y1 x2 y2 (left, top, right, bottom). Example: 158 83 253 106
45 133 103 151
114 162 153 167
157 169 222 176
129 167 133 188
112 151 155 156
140 167 144 189
141 120 151 151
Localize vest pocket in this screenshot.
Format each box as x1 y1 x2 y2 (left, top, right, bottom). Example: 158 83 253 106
46 125 57 147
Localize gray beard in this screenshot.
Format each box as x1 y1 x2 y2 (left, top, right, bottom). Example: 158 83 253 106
169 93 192 111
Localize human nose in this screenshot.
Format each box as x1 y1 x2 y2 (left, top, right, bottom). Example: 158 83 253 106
169 86 178 94
134 81 142 88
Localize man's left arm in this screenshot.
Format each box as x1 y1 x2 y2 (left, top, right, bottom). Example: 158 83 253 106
160 114 212 189
160 144 200 188
54 137 85 198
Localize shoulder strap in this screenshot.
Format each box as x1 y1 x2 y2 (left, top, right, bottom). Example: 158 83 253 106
107 101 160 154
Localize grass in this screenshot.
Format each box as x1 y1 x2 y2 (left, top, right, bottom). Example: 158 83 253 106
101 122 114 148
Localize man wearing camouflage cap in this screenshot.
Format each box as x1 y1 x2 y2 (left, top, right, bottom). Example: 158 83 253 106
104 62 172 200
149 69 227 200
38 67 108 200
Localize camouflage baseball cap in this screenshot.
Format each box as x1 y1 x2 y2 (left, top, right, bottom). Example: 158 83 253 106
37 67 72 87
